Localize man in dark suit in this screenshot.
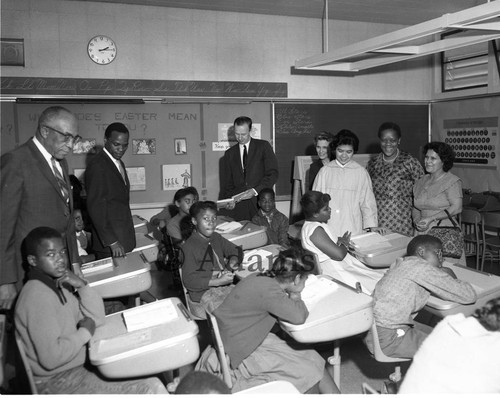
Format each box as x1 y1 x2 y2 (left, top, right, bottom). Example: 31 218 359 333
220 116 279 221
0 106 82 309
85 123 135 259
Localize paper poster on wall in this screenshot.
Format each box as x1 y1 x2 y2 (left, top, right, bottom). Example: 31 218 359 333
162 164 191 191
126 167 146 191
213 123 262 151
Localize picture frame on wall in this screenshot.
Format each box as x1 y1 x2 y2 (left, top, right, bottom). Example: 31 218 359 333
132 138 156 155
1 38 24 66
72 138 97 154
174 138 187 155
127 167 146 191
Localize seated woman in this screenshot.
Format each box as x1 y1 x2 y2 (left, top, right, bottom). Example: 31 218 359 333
300 191 385 294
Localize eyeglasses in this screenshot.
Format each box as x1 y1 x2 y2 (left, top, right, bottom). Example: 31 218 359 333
380 138 399 144
43 125 82 145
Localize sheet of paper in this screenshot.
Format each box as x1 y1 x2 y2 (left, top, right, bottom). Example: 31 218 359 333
350 232 392 251
123 299 178 332
215 221 242 233
300 275 338 310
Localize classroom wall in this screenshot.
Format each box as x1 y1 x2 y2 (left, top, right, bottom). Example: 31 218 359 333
0 0 432 101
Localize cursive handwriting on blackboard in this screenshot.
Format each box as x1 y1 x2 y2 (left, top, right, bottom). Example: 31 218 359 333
1 77 287 98
275 106 315 135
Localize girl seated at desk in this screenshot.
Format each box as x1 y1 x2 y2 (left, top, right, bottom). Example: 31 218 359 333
196 248 340 394
300 191 385 294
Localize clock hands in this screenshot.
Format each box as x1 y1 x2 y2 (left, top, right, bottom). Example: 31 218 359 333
98 47 113 52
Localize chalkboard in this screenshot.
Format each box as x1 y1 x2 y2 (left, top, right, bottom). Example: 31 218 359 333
274 103 429 198
1 101 273 206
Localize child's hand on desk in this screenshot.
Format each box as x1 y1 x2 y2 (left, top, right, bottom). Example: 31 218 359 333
56 270 88 290
370 227 389 235
77 316 96 336
210 271 234 286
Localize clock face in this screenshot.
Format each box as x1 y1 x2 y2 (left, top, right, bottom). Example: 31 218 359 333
87 36 117 65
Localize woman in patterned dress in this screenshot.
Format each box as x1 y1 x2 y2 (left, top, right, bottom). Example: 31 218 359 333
367 122 424 236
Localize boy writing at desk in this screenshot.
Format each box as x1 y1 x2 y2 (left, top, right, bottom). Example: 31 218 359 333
365 235 477 359
14 227 167 394
181 201 243 319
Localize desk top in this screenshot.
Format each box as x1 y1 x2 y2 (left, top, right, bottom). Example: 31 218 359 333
426 263 500 317
82 251 151 287
133 232 159 251
90 298 198 367
350 232 412 268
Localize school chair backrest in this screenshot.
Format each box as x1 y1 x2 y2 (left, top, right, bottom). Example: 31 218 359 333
460 208 485 270
369 323 410 383
14 332 38 394
177 267 206 321
205 310 232 389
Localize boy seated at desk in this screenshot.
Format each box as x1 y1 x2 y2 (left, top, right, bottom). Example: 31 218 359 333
74 208 95 263
180 201 243 318
251 188 290 248
14 227 168 394
365 235 477 359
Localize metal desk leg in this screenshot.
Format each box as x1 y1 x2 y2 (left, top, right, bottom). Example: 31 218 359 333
327 340 341 388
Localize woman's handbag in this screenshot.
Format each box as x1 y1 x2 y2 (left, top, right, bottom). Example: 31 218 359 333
427 210 464 259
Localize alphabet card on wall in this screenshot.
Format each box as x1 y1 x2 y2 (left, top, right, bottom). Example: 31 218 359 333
162 164 191 191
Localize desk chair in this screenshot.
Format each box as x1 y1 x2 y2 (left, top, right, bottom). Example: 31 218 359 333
460 209 485 270
369 323 410 384
482 212 500 265
205 310 232 389
14 332 37 394
178 267 206 321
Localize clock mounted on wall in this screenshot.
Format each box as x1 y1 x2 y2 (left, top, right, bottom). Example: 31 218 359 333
87 35 117 65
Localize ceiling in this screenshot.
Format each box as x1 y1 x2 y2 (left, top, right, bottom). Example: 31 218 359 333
71 0 485 25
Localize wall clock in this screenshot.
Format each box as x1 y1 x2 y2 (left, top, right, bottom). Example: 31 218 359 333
87 35 117 65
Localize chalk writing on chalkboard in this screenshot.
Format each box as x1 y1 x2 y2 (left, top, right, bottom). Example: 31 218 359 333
1 77 288 98
275 105 315 135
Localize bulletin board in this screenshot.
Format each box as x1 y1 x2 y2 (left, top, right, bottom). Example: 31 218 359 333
0 101 273 206
274 102 429 199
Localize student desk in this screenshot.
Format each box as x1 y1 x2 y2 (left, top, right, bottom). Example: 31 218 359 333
89 298 199 379
133 232 159 263
425 263 500 318
349 232 412 268
82 251 152 300
280 276 373 388
219 222 268 250
234 244 282 279
133 214 150 235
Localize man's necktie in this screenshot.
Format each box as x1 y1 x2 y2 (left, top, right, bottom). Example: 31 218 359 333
51 157 70 205
118 160 127 183
243 145 248 178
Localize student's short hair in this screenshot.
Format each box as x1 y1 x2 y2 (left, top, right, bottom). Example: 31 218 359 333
24 227 62 257
473 297 500 331
314 131 333 144
233 116 252 130
406 235 442 256
174 186 199 203
104 122 129 139
423 141 455 172
259 247 313 282
189 201 217 219
258 187 275 201
331 129 359 153
378 122 402 139
300 191 331 218
175 371 230 394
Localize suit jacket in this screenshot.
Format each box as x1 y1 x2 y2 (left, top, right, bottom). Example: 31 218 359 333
220 139 278 221
0 139 79 288
85 150 136 255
